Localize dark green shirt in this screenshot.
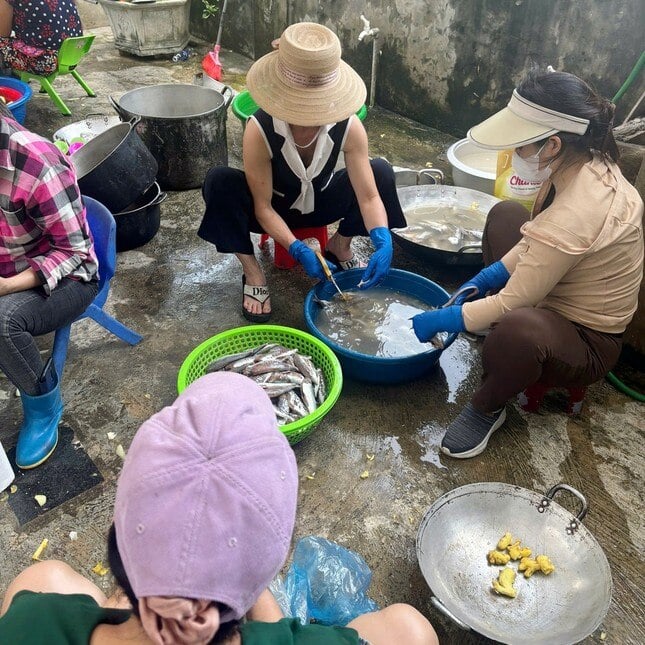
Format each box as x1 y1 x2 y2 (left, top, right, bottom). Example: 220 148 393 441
0 591 131 644
240 617 360 644
0 592 360 644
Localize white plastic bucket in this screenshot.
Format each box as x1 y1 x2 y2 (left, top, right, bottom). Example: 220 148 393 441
446 138 497 195
0 440 15 491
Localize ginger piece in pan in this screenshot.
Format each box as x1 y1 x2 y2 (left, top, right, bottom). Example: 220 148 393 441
497 532 513 550
487 549 511 565
492 567 517 598
508 540 532 560
536 554 555 575
518 557 541 578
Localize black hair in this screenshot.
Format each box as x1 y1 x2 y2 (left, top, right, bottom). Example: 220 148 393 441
107 524 240 644
517 69 619 162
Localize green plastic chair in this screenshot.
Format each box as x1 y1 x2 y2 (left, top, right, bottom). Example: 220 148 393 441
18 35 96 116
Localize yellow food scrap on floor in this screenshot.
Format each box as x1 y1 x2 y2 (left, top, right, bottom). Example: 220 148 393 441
32 538 49 561
92 562 109 576
508 541 532 560
535 554 555 575
487 550 511 565
492 567 517 598
497 532 513 550
518 557 541 578
10 484 17 494
360 470 369 479
305 473 315 480
34 494 47 507
107 432 116 440
366 454 375 461
115 444 126 460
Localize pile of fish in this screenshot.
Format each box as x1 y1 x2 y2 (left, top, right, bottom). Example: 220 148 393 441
206 343 326 425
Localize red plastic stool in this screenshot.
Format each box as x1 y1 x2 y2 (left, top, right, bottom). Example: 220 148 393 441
518 383 588 415
259 226 329 269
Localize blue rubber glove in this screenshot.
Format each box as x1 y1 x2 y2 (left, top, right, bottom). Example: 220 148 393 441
453 261 511 305
411 305 465 343
288 240 336 280
360 227 393 289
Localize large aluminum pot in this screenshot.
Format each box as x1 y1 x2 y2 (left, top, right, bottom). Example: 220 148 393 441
417 482 612 644
110 84 234 190
70 118 158 214
393 184 501 266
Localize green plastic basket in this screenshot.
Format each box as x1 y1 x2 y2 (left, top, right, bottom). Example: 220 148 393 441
177 325 343 445
231 89 368 124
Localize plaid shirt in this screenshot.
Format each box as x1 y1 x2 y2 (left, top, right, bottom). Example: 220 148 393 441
0 117 98 295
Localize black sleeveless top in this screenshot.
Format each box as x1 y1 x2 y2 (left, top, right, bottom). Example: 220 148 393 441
252 109 350 214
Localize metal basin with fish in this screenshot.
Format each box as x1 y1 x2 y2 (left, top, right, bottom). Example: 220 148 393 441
304 269 457 384
416 482 612 644
393 185 501 266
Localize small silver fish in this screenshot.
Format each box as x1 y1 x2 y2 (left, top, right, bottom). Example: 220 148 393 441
205 347 255 373
261 382 298 398
286 390 308 417
301 381 317 414
247 361 294 377
293 353 318 385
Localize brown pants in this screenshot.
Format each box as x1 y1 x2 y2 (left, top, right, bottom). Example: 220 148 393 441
471 201 622 413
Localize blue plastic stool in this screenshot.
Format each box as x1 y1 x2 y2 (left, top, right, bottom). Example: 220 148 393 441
52 197 142 376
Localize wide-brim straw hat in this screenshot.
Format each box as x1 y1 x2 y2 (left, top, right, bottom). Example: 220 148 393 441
246 22 367 127
468 89 590 150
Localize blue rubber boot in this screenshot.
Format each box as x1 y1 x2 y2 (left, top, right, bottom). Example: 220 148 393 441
15 368 63 470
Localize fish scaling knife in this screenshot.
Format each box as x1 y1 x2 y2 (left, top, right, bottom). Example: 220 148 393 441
315 251 348 300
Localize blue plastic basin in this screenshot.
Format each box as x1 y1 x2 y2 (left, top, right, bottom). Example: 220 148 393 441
304 268 457 384
0 76 32 124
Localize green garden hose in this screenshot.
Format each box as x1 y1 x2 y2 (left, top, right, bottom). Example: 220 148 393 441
606 371 645 402
612 50 645 104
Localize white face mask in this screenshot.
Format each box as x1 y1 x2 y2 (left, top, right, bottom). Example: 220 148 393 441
512 142 553 184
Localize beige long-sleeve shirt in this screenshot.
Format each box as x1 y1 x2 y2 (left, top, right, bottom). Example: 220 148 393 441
463 154 644 334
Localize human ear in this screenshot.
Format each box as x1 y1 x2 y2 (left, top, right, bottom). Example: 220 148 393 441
547 136 562 156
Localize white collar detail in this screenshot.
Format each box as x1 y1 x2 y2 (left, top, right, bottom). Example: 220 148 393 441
273 118 335 214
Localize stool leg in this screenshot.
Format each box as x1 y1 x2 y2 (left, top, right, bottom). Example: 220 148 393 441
566 386 587 415
517 382 549 413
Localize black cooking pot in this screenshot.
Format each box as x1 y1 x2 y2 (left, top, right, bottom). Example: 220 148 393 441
114 182 166 252
109 84 233 191
70 118 158 214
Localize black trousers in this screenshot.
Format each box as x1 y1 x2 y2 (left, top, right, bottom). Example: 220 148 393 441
198 158 406 255
472 201 622 412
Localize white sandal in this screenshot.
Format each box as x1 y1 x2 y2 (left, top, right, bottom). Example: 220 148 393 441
242 276 271 323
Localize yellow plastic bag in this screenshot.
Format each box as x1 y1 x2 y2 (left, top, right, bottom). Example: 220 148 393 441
494 150 542 211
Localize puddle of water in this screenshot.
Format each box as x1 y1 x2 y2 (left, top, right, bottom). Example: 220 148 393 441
417 422 448 470
438 336 479 403
382 435 402 457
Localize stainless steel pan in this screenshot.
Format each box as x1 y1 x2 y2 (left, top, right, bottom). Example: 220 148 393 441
393 184 501 266
416 482 612 644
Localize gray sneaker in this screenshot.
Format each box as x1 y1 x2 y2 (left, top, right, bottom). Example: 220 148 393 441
441 403 507 458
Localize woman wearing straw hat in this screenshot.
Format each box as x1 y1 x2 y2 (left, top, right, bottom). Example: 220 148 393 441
412 68 643 459
198 22 406 322
0 373 439 645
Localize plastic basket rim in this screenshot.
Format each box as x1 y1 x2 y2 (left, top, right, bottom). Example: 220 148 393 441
177 324 343 437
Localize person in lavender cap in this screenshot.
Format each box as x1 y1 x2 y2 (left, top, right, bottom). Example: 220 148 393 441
0 372 438 644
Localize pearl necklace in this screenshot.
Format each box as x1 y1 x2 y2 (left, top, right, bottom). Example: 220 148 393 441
293 128 321 149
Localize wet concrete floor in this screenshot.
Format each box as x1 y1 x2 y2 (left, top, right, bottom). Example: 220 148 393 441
0 14 643 645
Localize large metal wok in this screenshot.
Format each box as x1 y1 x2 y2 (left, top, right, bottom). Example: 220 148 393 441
416 483 612 644
393 184 501 266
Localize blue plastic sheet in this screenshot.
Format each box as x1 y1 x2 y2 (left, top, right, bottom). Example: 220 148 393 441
274 536 379 626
